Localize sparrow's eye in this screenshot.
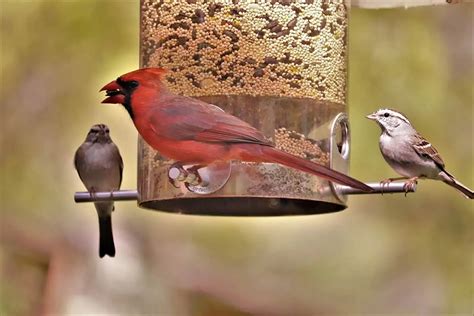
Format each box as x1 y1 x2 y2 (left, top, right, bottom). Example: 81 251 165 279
383 112 390 117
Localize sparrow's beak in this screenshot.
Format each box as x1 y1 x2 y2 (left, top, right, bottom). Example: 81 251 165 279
366 113 377 120
100 80 125 104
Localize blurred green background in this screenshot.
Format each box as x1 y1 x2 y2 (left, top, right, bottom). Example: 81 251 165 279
1 1 472 315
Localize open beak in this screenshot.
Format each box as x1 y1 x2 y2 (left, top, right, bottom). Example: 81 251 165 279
366 113 377 120
100 80 125 104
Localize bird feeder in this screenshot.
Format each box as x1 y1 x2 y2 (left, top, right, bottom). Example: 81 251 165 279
137 0 352 215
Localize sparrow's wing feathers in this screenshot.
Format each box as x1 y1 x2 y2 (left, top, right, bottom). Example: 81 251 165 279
73 146 86 184
150 95 271 146
116 146 124 188
412 133 445 169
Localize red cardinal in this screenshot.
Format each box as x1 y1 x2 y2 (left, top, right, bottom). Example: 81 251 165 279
101 68 372 192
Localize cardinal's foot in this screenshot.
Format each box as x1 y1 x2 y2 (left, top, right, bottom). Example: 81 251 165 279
184 165 204 187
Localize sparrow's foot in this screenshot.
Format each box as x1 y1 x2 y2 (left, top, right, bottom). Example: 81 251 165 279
89 187 97 200
403 177 418 196
168 163 188 188
380 179 393 194
380 177 408 194
109 190 115 208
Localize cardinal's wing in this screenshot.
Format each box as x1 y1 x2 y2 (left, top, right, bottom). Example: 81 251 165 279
149 95 271 146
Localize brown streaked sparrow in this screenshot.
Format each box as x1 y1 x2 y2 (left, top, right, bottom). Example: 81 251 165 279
74 124 123 257
367 108 473 199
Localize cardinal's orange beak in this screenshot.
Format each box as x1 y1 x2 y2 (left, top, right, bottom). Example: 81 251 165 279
100 80 125 104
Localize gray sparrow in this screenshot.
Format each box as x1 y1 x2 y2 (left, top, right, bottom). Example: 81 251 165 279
74 124 123 257
367 108 473 199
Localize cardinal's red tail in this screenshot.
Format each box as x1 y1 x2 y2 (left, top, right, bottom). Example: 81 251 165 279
260 147 373 192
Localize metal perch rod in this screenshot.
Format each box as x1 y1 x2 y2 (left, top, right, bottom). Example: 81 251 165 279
74 182 415 203
337 182 416 195
74 190 139 202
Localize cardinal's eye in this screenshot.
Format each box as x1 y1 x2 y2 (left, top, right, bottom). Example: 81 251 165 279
128 80 139 88
383 112 389 117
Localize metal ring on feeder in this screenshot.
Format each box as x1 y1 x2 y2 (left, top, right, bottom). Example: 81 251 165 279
329 112 351 202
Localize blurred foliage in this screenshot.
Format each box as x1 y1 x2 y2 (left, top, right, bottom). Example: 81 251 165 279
0 1 473 315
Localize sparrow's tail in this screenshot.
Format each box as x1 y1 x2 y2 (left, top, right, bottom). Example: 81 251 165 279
94 202 115 258
260 146 373 192
441 171 474 199
98 215 116 258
